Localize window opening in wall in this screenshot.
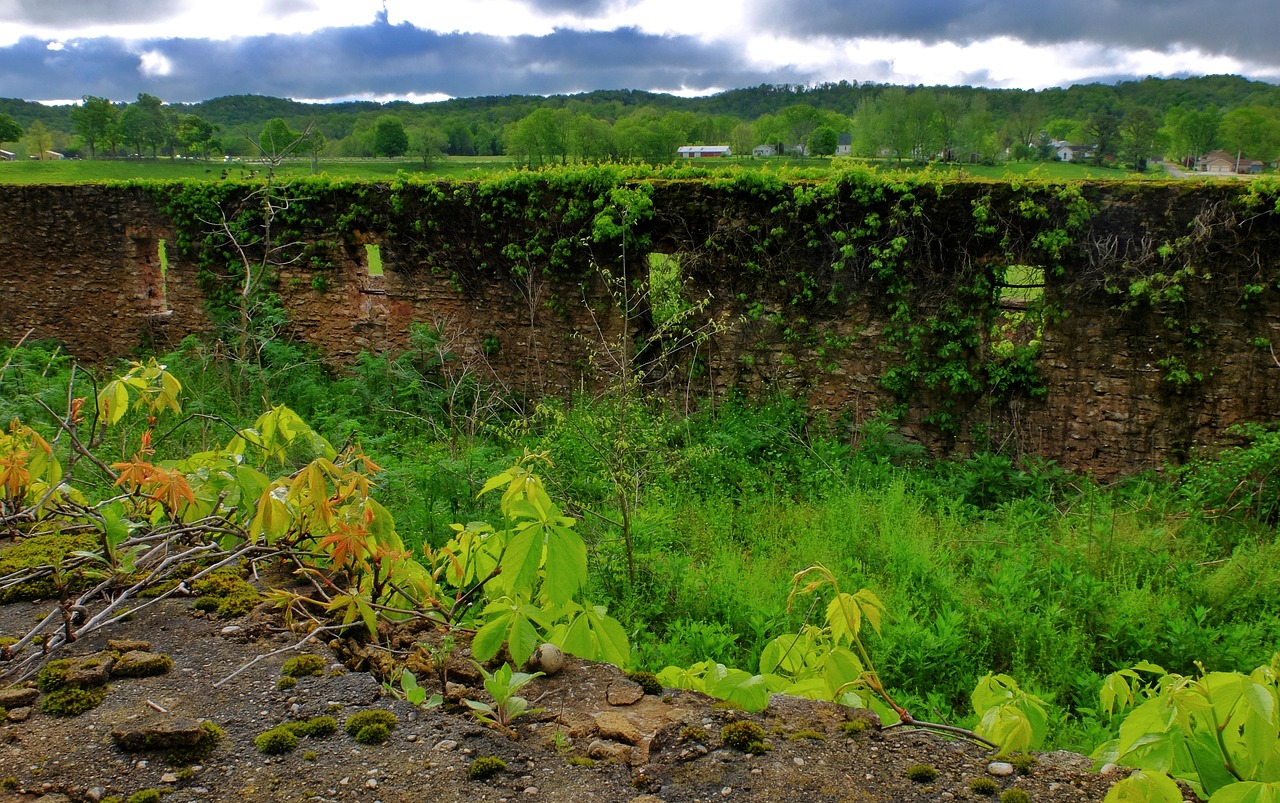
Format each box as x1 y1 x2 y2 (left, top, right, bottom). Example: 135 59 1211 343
365 243 384 277
647 252 689 325
997 264 1044 308
156 238 169 311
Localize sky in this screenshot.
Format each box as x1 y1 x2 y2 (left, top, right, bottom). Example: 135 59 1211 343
1 0 1277 105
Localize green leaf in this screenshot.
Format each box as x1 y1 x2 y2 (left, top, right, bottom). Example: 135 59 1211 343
821 647 865 698
558 603 630 668
1209 782 1280 803
1103 771 1185 803
542 523 587 606
712 669 772 712
499 523 543 596
471 614 509 663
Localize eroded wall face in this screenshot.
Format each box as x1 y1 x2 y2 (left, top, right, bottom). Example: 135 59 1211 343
1 181 1277 478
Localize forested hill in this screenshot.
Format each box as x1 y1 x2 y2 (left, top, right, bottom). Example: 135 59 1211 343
5 74 1279 133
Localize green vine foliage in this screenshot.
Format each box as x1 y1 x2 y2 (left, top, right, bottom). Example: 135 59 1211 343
1095 656 1280 802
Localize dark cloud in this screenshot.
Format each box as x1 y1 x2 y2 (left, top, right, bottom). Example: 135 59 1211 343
0 15 807 102
511 0 639 15
747 0 1278 65
0 0 185 27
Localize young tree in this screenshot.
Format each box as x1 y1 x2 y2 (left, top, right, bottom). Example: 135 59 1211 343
174 114 221 160
71 96 118 159
1164 107 1219 163
1086 111 1122 165
118 93 170 157
372 116 409 158
807 125 839 157
0 113 21 146
1119 108 1162 171
25 121 54 159
411 126 448 167
1220 105 1278 163
258 117 300 159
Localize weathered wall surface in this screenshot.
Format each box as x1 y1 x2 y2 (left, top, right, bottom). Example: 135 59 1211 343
1 177 1277 477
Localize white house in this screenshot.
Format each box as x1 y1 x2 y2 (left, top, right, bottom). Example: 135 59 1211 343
678 145 732 158
752 144 776 157
836 133 852 156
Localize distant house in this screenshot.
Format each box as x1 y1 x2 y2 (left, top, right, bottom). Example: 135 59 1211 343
1195 149 1264 174
678 145 732 158
0 149 14 162
836 133 852 156
30 150 64 161
1051 140 1094 162
752 144 776 157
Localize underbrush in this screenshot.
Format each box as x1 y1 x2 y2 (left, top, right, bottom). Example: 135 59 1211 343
2 338 1278 754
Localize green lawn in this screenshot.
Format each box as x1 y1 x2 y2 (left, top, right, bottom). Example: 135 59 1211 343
1 153 1179 184
0 155 516 184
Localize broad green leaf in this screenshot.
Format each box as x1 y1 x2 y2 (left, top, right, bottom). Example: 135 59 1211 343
1209 782 1280 803
471 615 509 663
712 669 772 712
97 380 131 426
1103 771 1185 803
558 604 630 668
759 632 811 676
822 647 865 697
542 523 587 606
783 676 833 700
826 593 862 645
500 523 543 596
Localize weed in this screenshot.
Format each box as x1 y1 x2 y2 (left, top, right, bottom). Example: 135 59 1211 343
1009 753 1038 775
1000 790 1032 803
626 670 662 696
126 790 164 803
276 676 297 691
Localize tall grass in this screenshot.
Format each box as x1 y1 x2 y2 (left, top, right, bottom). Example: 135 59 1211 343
3 336 1277 753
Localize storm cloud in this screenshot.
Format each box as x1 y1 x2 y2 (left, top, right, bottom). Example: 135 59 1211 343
0 15 801 102
0 0 186 28
745 0 1278 66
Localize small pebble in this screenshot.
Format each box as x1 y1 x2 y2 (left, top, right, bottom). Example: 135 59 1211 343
365 779 378 789
523 787 538 796
721 787 733 797
793 757 804 767
750 768 762 775
434 739 459 752
220 625 243 635
161 772 178 784
988 762 1015 776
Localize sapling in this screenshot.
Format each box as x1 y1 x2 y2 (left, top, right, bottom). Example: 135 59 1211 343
464 662 543 728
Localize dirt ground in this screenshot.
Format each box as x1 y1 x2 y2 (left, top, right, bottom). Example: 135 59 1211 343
0 585 1155 803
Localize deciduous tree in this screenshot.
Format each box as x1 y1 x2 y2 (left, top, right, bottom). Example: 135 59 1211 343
0 113 21 145
372 116 409 158
25 120 53 159
71 96 118 159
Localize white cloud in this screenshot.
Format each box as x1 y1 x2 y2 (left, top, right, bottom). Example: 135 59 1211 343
137 49 172 77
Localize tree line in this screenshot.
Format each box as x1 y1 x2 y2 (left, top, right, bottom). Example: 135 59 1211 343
1 75 1278 168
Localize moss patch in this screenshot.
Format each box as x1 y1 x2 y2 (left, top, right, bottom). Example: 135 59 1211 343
41 685 108 717
190 569 260 618
0 533 97 603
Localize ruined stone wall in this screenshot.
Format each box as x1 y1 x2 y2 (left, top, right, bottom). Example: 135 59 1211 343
1 178 1277 478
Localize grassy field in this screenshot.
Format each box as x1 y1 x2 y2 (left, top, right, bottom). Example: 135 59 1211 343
0 155 515 184
0 153 1183 184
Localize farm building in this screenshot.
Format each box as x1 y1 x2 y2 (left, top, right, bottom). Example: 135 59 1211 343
678 145 732 158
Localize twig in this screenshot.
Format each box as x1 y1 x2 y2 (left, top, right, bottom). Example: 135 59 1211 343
212 623 346 688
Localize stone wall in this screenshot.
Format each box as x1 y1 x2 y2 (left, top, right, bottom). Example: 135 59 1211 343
1 178 1277 478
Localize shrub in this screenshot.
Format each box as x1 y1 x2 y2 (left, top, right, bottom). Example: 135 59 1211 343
468 756 507 780
1000 790 1032 803
126 791 163 803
